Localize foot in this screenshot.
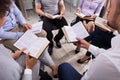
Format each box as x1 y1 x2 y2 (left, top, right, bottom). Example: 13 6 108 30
54 38 62 48
75 49 80 54
77 56 91 64
51 65 58 78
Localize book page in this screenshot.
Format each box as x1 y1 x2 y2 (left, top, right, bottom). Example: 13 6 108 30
75 12 86 18
28 22 43 34
62 26 77 42
72 22 89 39
95 17 111 32
52 15 60 19
14 31 49 58
62 22 89 42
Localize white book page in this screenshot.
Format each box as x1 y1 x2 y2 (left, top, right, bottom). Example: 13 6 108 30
72 22 89 39
64 26 77 42
75 12 86 18
28 22 43 34
95 17 111 32
14 31 38 54
52 15 60 19
28 38 48 57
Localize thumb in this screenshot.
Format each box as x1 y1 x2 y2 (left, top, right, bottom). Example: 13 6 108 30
26 52 30 60
76 37 82 41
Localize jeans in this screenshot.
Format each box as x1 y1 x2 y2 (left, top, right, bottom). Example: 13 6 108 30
58 63 82 80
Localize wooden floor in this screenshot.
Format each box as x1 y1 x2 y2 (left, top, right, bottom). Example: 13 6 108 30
25 3 92 80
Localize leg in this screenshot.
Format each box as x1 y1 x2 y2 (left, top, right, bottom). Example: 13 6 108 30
58 63 82 80
39 48 58 77
54 17 68 48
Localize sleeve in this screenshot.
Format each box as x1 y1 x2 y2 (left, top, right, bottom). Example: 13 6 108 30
94 0 105 16
77 0 84 10
0 28 23 39
22 69 32 80
88 44 106 57
12 2 26 25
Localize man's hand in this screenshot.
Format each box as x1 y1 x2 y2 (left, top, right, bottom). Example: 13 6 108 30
103 21 115 32
76 8 81 14
44 13 53 19
76 37 90 50
91 14 97 18
22 23 32 30
12 48 26 59
26 53 37 69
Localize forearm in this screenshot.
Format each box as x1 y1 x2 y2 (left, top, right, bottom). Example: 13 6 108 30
35 3 45 16
0 30 23 39
59 0 65 15
88 44 106 57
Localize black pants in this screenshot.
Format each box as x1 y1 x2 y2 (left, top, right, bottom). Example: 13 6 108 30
84 27 115 57
42 17 68 47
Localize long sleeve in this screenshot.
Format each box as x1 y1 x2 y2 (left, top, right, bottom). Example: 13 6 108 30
12 2 26 25
22 69 32 80
0 27 23 39
94 0 105 16
77 0 84 10
88 44 106 57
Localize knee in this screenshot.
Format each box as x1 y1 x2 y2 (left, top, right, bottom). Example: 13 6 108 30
58 62 71 70
39 29 47 37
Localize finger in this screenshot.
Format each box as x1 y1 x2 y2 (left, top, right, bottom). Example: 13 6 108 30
21 48 26 52
76 37 82 41
26 52 30 60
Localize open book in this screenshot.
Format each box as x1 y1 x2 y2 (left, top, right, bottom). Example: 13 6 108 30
62 22 89 42
46 14 60 19
28 22 43 34
14 31 49 59
95 17 111 32
75 13 95 20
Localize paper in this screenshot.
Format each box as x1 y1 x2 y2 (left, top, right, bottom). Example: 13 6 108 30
14 31 49 58
62 22 89 42
95 17 111 32
28 22 43 34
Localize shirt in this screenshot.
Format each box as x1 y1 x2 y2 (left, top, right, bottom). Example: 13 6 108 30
0 1 26 39
81 35 120 80
35 0 61 15
0 44 32 80
78 0 105 16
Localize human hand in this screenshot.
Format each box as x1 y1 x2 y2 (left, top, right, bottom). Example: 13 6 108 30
22 23 32 29
103 21 115 32
91 14 97 18
45 13 53 19
26 53 37 69
76 9 81 14
12 48 26 59
76 37 90 50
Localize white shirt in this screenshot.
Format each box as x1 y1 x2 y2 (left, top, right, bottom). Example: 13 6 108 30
81 35 120 80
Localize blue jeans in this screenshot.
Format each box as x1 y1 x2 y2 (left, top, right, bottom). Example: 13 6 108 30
58 63 82 80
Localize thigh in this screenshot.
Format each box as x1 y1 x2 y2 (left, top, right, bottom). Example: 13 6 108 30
54 17 68 29
58 63 82 80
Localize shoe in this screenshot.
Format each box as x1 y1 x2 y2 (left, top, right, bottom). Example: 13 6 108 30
77 57 91 64
48 46 53 55
75 49 80 54
54 38 62 48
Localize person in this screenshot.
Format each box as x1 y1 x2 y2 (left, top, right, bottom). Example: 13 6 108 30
0 1 39 80
35 0 68 55
71 0 105 33
58 0 120 80
0 0 58 78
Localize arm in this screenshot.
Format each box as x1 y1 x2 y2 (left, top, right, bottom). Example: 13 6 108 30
94 0 105 16
22 53 37 80
59 0 65 16
0 28 23 39
35 2 45 16
76 37 106 57
12 2 31 29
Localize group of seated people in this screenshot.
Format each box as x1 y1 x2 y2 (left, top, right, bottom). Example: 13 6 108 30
0 0 120 80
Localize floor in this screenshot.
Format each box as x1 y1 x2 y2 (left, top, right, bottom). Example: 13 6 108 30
25 2 92 80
